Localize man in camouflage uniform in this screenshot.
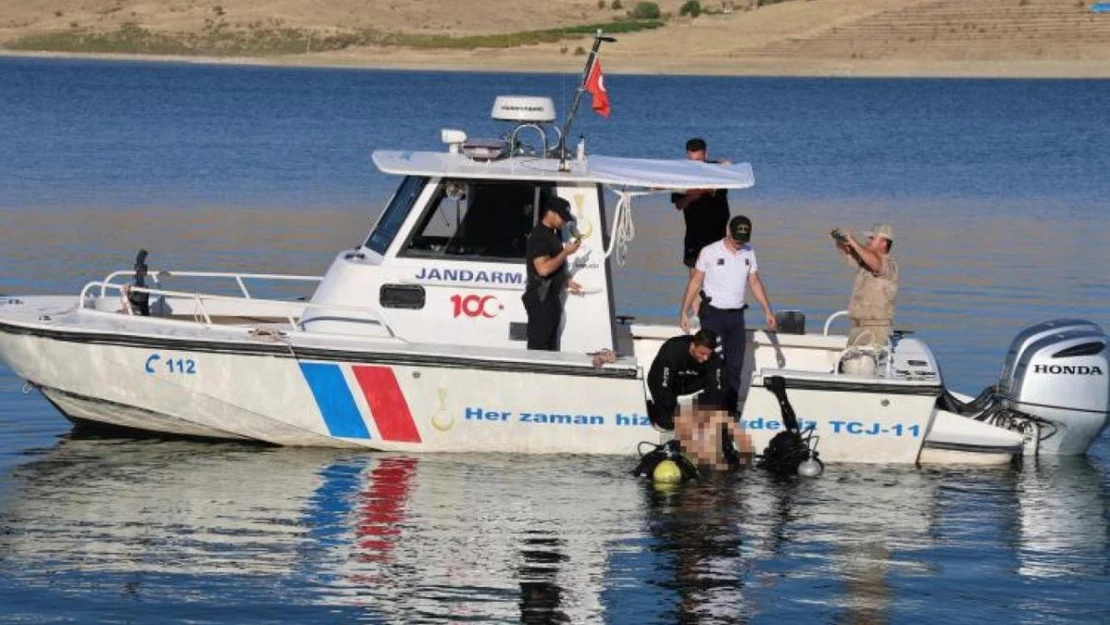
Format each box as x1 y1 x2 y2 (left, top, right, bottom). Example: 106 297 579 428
832 223 899 346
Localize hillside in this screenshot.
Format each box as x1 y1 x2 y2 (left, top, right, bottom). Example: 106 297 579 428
2 0 1109 77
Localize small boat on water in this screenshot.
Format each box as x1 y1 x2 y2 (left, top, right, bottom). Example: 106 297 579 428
1 89 1106 466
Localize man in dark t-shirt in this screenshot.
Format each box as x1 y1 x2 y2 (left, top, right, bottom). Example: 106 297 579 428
671 137 730 272
523 196 581 350
646 330 726 430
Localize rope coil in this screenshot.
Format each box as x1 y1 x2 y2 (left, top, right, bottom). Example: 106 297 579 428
605 190 645 267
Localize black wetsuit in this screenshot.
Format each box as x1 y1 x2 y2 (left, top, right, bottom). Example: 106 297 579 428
672 188 729 268
522 224 567 350
647 336 726 430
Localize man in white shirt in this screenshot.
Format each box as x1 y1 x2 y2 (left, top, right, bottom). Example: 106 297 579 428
679 215 777 412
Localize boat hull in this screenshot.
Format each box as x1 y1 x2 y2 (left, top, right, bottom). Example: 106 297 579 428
918 410 1024 465
0 323 660 454
632 325 1025 466
743 372 942 465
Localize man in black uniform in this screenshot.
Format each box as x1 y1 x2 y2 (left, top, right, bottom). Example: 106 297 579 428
646 329 726 430
523 196 581 351
129 249 151 316
671 138 730 273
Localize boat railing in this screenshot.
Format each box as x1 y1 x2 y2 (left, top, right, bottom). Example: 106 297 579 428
822 310 850 336
78 280 403 339
96 270 323 300
822 309 900 379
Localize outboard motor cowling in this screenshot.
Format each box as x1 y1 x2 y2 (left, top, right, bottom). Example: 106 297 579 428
1001 326 1109 455
998 318 1102 397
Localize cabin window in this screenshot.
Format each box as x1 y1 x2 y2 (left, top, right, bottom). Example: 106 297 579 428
401 179 552 261
366 175 428 255
380 284 426 309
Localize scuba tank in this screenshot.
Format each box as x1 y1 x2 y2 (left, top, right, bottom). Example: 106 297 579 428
632 440 700 483
757 376 823 477
633 429 743 483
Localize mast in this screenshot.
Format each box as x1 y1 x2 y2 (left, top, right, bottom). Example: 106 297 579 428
557 30 616 170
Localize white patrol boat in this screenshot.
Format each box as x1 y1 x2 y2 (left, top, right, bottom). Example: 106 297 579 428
0 93 1107 465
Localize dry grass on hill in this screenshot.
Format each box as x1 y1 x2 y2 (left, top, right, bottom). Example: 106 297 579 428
0 0 683 57
2 0 1110 76
0 0 684 39
597 0 1110 73
745 0 1110 62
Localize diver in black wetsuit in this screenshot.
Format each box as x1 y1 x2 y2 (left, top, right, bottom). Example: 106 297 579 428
646 329 725 430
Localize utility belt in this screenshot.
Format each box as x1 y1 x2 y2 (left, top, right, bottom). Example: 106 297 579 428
699 291 747 316
706 304 747 313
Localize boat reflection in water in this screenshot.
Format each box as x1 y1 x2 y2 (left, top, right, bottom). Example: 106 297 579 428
0 435 1106 622
0 437 336 576
1012 456 1108 580
0 436 636 621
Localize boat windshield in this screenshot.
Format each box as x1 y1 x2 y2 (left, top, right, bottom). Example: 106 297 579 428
400 178 552 261
366 175 428 255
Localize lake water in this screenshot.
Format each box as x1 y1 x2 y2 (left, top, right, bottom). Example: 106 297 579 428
0 57 1108 623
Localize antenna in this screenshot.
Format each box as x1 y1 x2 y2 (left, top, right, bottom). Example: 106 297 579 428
557 30 616 171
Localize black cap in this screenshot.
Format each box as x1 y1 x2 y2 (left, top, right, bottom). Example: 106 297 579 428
542 196 574 223
729 215 752 243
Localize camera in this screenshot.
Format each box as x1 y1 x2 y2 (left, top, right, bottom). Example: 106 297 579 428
830 229 848 244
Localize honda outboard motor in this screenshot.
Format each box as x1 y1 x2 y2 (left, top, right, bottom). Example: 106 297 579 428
999 322 1109 455
953 319 1110 456
998 319 1102 396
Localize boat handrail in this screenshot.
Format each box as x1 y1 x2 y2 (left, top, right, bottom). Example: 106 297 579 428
821 309 899 378
822 310 850 336
97 270 323 299
79 281 402 339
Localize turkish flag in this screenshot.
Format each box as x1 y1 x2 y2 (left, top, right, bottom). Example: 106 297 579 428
585 59 610 118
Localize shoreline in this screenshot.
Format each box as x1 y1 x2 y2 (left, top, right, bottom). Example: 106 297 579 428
4 49 1110 79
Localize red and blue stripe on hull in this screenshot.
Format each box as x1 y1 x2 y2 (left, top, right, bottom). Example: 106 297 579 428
299 362 422 442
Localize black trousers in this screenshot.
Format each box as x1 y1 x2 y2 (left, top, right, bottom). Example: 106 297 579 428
524 292 561 351
700 305 746 411
129 294 150 317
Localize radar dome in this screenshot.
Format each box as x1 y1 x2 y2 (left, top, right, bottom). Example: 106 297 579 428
491 96 556 123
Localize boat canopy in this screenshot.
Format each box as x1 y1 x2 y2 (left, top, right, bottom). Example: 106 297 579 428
371 151 755 191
